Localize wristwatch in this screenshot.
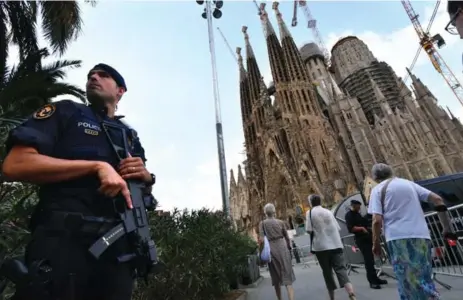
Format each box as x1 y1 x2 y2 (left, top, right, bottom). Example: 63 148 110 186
147 173 156 186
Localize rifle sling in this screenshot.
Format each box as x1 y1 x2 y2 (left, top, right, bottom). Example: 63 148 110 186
88 223 126 259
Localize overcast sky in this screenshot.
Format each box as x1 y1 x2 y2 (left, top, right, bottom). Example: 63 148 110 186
7 1 463 211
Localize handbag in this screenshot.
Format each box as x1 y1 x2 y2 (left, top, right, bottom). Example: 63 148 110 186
309 209 316 254
260 222 272 263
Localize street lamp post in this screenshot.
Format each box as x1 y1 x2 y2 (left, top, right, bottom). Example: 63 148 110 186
196 0 230 217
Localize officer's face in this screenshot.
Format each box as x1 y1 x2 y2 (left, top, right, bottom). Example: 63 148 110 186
352 204 361 212
86 69 125 104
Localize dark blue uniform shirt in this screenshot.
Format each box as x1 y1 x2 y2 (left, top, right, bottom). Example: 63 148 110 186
6 100 147 219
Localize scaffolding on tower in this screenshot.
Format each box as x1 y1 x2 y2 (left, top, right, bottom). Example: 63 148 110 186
401 0 463 108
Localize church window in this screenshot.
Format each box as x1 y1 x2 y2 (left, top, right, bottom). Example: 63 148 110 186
301 170 309 180
346 113 352 119
320 140 328 155
322 161 328 174
306 104 311 113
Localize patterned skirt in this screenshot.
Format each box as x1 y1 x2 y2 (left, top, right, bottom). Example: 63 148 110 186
387 238 440 300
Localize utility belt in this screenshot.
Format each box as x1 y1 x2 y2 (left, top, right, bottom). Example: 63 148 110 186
37 211 120 237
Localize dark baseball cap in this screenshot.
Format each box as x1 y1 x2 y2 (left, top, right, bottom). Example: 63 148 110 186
351 200 362 205
90 63 127 91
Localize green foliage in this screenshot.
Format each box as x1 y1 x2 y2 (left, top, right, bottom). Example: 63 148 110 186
134 209 258 300
0 1 90 57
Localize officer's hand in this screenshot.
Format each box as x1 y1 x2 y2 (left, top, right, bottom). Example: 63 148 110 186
97 162 133 209
118 154 151 183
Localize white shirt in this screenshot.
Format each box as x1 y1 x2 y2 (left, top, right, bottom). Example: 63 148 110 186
306 206 343 251
368 177 431 242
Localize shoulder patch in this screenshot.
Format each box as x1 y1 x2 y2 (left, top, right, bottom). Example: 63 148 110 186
33 104 56 120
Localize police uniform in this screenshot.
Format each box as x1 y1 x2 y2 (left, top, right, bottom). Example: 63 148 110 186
345 200 384 288
5 65 151 300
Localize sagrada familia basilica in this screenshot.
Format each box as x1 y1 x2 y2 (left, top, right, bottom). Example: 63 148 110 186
228 2 463 238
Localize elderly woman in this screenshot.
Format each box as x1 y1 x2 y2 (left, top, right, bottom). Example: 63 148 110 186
368 163 454 299
259 203 295 300
306 194 356 300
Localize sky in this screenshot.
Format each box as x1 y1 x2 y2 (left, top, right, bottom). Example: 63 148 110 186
7 0 463 212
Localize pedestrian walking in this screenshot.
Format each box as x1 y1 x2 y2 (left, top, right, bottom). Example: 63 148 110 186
259 203 295 300
306 195 356 300
368 163 455 300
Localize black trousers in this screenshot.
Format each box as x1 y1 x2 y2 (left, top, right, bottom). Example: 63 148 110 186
15 227 134 300
356 237 379 284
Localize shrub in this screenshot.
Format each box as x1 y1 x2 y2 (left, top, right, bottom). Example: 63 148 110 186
134 208 258 300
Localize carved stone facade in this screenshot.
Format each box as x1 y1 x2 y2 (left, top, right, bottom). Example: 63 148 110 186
229 3 463 236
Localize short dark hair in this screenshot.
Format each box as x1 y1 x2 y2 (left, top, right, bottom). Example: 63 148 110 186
448 0 463 17
308 194 322 207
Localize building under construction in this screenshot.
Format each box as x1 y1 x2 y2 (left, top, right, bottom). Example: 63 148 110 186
228 2 463 238
331 36 405 125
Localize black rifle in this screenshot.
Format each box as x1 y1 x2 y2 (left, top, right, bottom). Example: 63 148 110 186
88 120 160 280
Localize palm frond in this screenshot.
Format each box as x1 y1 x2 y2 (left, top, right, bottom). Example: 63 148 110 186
39 1 83 56
0 7 9 88
0 48 85 116
4 1 39 60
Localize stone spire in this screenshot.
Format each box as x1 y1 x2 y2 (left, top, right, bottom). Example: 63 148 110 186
272 1 311 82
242 26 264 105
237 47 252 123
259 2 289 85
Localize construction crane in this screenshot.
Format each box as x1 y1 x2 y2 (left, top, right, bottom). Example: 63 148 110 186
291 0 330 67
216 27 237 63
402 0 463 108
252 0 261 15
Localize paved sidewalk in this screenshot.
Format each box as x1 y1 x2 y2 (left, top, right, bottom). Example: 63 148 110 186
246 262 463 300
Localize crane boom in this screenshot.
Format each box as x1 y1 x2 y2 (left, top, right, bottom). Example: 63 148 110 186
216 27 237 63
401 0 463 108
252 0 261 15
291 1 330 67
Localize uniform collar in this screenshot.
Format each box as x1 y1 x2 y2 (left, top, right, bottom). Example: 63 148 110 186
90 104 124 120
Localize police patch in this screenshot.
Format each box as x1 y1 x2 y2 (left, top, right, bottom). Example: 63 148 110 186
33 104 56 120
84 129 99 136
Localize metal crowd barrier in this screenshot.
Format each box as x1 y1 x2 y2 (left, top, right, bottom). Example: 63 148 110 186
292 244 318 268
340 203 463 290
424 203 463 289
340 234 394 279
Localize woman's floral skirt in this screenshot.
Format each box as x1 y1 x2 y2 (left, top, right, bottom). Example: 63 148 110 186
387 238 440 300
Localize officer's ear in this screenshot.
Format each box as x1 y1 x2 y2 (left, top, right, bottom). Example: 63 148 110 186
116 86 125 100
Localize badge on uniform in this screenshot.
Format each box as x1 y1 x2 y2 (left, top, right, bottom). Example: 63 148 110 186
33 104 56 120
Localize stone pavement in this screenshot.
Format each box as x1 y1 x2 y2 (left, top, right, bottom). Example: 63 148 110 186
245 262 463 300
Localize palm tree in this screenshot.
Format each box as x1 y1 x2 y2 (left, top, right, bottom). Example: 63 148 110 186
0 47 86 128
0 0 95 60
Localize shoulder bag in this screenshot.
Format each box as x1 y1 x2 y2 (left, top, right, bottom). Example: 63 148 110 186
260 222 272 263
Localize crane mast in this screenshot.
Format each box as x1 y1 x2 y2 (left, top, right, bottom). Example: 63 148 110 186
401 0 463 108
292 0 331 67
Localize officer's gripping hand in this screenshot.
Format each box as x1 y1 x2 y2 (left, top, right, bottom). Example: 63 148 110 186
118 154 151 183
96 162 133 209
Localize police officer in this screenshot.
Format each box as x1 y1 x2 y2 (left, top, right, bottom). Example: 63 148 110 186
2 63 156 300
446 0 463 38
345 200 387 289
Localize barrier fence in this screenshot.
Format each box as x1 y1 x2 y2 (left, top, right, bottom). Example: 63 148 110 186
340 203 463 290
291 244 318 268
